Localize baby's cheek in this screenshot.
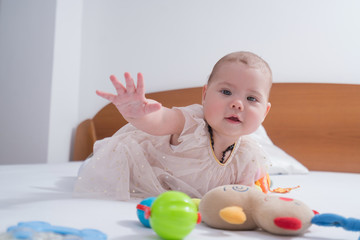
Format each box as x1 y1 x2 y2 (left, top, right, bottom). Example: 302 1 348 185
203 103 223 123
248 109 265 127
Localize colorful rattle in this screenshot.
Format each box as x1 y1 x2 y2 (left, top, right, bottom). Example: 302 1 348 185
136 191 201 240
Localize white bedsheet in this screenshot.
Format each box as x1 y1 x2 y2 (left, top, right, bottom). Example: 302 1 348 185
0 162 359 240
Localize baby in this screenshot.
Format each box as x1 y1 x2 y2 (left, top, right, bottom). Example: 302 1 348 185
74 51 272 200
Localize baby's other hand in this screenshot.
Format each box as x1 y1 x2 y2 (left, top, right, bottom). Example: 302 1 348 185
96 72 162 119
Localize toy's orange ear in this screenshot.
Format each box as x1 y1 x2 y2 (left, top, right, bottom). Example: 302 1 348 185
274 217 302 230
219 206 247 224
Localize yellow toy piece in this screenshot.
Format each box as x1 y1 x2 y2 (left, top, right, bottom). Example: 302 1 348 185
219 206 247 224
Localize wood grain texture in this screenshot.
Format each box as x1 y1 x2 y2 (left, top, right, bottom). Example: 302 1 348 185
262 83 360 173
72 83 360 173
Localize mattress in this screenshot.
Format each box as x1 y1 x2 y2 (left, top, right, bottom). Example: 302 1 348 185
0 162 359 239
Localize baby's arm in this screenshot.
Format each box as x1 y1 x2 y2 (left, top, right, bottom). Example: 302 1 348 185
96 72 185 136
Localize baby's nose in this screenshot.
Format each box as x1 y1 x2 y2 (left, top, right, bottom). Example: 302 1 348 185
231 100 244 110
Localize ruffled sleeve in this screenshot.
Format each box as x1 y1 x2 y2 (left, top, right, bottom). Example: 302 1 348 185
171 104 208 152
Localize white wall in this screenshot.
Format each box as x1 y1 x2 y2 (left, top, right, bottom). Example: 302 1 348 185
47 0 83 163
0 0 359 164
0 0 56 164
79 0 360 121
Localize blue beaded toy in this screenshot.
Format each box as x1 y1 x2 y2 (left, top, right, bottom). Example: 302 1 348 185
1 221 107 240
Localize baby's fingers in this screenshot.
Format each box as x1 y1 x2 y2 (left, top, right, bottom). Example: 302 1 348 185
144 100 162 114
124 72 136 94
136 72 145 96
96 90 116 102
110 75 126 95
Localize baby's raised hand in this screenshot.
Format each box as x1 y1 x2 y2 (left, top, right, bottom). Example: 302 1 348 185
96 72 162 120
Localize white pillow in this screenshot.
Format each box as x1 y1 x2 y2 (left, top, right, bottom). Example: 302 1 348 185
250 125 309 175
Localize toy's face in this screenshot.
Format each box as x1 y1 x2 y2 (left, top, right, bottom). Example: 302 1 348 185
253 195 315 235
199 185 262 230
223 185 251 193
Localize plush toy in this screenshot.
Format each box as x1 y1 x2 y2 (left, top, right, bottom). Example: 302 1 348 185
199 184 360 238
136 191 201 240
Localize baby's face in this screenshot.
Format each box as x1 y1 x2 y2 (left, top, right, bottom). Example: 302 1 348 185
203 62 271 139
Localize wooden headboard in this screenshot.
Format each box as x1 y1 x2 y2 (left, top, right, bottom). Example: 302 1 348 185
73 83 360 173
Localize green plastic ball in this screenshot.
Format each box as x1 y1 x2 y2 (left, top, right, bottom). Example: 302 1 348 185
150 191 198 240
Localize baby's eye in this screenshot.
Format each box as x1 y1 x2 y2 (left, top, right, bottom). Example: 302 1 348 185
221 89 232 96
247 96 257 102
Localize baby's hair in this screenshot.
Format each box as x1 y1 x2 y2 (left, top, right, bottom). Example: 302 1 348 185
208 51 273 87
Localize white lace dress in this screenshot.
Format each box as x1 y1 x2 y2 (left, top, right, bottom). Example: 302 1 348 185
74 104 268 200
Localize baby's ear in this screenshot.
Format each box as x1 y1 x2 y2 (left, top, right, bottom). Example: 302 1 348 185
262 102 271 122
202 85 208 104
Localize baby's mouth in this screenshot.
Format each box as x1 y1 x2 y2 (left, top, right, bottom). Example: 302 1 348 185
226 116 241 123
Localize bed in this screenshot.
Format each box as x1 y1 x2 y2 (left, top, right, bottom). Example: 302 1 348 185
1 83 360 239
73 83 360 173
